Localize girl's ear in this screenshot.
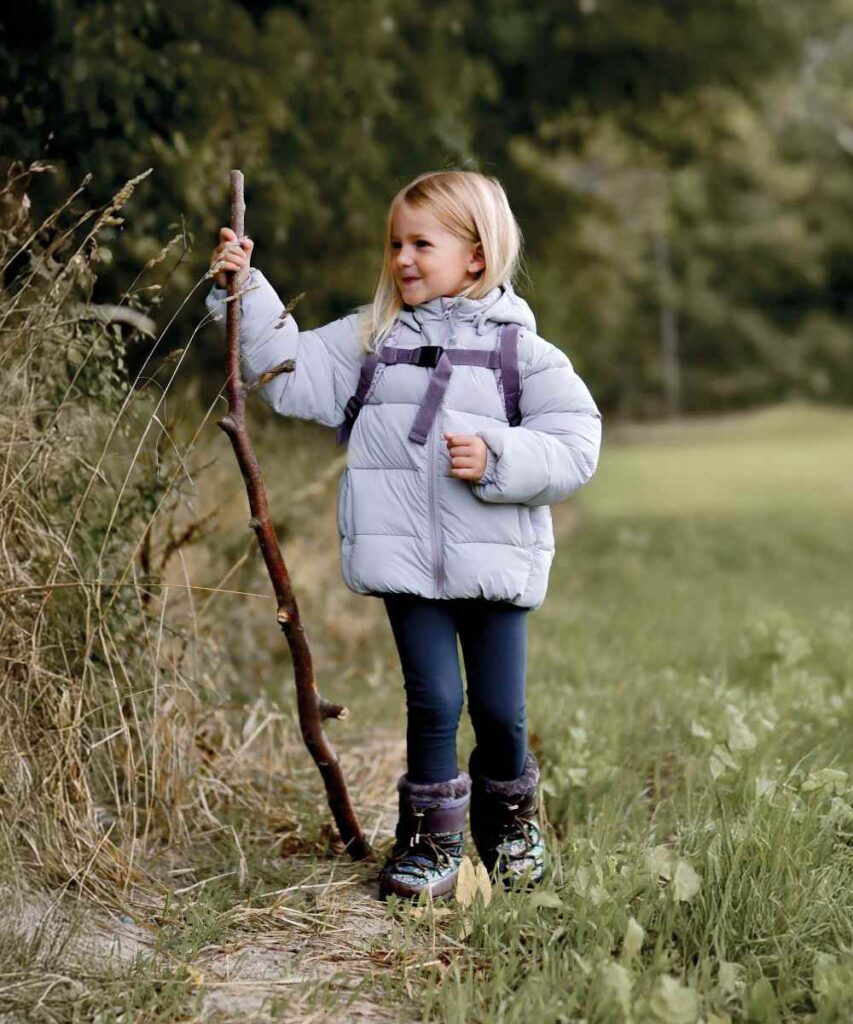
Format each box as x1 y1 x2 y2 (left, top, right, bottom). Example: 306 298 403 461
468 242 486 275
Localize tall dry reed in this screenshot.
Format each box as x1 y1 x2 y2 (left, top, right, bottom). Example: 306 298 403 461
0 163 312 911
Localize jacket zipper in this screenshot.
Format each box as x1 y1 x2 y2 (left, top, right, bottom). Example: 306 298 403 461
428 416 445 596
423 306 456 598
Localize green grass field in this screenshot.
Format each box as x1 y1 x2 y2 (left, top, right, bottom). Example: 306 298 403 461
8 402 852 1024
359 403 853 1023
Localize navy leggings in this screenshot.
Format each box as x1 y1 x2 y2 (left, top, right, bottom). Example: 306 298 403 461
382 593 529 784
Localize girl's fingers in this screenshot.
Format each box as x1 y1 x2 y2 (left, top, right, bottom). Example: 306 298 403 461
212 235 252 266
211 245 250 270
215 251 249 268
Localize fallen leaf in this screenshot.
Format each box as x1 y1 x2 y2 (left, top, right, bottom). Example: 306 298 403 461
717 960 744 997
710 744 738 780
527 890 563 909
649 974 699 1023
646 845 676 883
725 705 757 752
455 855 491 908
622 916 645 960
599 962 633 1016
801 768 848 794
672 859 702 902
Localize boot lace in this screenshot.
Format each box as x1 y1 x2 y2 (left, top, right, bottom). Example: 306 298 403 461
495 801 541 862
386 809 462 875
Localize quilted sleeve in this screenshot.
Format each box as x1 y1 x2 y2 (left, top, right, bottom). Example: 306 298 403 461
205 268 364 429
470 332 602 506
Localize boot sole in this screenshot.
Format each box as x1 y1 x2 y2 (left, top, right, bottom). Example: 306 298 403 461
378 871 459 902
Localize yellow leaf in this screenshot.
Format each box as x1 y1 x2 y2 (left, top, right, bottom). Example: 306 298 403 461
454 855 478 907
455 857 491 907
186 965 205 987
473 860 493 906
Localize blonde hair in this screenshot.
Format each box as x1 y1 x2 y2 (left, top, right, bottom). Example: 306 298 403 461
357 170 523 353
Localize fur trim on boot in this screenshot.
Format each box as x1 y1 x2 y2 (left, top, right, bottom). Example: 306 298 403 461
397 772 472 802
470 751 539 799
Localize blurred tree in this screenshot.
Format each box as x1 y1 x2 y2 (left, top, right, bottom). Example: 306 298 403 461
1 0 850 415
462 0 852 414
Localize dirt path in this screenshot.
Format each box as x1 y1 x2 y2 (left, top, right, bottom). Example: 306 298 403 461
4 729 421 1023
193 727 419 1023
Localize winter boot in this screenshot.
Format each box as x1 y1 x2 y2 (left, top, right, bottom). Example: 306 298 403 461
468 748 545 889
378 771 471 901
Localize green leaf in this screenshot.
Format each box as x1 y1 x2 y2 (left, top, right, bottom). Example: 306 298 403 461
672 859 702 902
599 962 633 1016
710 744 739 779
527 890 562 909
649 975 699 1023
622 916 645 960
725 705 757 752
746 977 777 1021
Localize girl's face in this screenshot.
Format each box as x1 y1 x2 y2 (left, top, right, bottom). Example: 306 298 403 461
389 202 485 304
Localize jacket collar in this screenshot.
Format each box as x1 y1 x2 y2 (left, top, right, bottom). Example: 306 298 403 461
396 281 537 337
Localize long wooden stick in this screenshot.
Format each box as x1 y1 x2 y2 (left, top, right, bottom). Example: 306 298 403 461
217 169 370 862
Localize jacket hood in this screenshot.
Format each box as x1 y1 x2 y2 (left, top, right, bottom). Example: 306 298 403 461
396 281 537 337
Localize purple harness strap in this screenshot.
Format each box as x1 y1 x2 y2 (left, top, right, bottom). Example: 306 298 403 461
336 322 523 446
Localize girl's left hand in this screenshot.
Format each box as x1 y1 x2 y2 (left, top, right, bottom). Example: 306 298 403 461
444 433 488 482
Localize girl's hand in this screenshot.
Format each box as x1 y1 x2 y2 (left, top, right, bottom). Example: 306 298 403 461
209 227 254 288
444 433 488 482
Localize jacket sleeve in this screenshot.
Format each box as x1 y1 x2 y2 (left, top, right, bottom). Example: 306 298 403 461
205 268 364 429
470 332 602 507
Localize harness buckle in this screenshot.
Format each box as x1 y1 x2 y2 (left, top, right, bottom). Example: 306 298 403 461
415 345 443 368
344 395 362 421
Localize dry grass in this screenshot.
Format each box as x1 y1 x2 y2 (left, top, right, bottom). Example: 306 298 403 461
0 163 421 1022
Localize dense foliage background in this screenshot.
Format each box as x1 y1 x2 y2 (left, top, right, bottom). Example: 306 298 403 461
3 0 852 417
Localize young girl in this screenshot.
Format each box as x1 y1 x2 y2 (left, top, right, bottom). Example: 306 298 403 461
207 170 601 902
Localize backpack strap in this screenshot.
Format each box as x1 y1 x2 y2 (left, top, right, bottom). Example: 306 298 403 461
337 322 523 446
336 322 401 445
499 323 522 427
336 353 379 445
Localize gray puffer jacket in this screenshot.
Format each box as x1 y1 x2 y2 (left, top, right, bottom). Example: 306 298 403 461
206 269 601 609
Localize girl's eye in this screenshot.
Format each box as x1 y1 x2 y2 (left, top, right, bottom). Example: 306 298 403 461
416 240 431 248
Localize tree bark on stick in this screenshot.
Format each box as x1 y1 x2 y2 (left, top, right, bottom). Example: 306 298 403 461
217 169 370 862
